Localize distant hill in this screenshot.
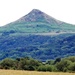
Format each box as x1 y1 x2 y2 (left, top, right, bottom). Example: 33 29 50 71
0 9 75 61
0 9 75 33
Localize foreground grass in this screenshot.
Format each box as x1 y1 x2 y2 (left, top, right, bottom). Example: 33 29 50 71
0 70 75 75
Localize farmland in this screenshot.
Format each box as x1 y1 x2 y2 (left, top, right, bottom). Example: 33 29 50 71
0 70 75 75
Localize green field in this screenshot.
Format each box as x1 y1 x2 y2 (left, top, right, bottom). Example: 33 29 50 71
0 70 75 75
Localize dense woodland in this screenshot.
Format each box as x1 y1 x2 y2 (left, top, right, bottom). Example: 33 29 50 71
0 34 75 61
0 56 75 72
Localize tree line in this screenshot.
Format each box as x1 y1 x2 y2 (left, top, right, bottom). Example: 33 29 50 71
0 56 75 72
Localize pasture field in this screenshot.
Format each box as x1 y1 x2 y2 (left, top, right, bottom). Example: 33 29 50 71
0 70 75 75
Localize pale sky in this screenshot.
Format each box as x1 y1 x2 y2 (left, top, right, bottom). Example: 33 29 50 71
0 0 75 26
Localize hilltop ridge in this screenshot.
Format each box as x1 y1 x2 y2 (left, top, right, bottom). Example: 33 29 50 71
0 9 75 33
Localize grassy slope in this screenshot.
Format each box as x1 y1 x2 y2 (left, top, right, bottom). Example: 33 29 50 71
0 22 75 33
0 70 75 75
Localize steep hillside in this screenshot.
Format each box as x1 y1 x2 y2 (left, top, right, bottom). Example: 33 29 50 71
0 34 75 61
0 9 75 33
0 9 75 61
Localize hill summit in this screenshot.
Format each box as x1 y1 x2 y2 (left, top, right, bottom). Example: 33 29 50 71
0 9 75 33
15 9 63 25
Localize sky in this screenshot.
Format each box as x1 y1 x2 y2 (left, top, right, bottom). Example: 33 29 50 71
0 0 75 26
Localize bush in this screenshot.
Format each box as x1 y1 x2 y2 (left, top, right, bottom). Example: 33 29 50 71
37 65 47 71
17 58 42 70
37 65 57 72
46 65 57 72
68 63 75 72
66 56 75 62
0 58 14 69
56 60 72 72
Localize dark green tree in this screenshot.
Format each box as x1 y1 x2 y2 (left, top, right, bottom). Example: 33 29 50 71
56 60 71 72
0 58 14 69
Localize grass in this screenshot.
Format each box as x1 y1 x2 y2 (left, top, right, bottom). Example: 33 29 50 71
0 70 75 75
